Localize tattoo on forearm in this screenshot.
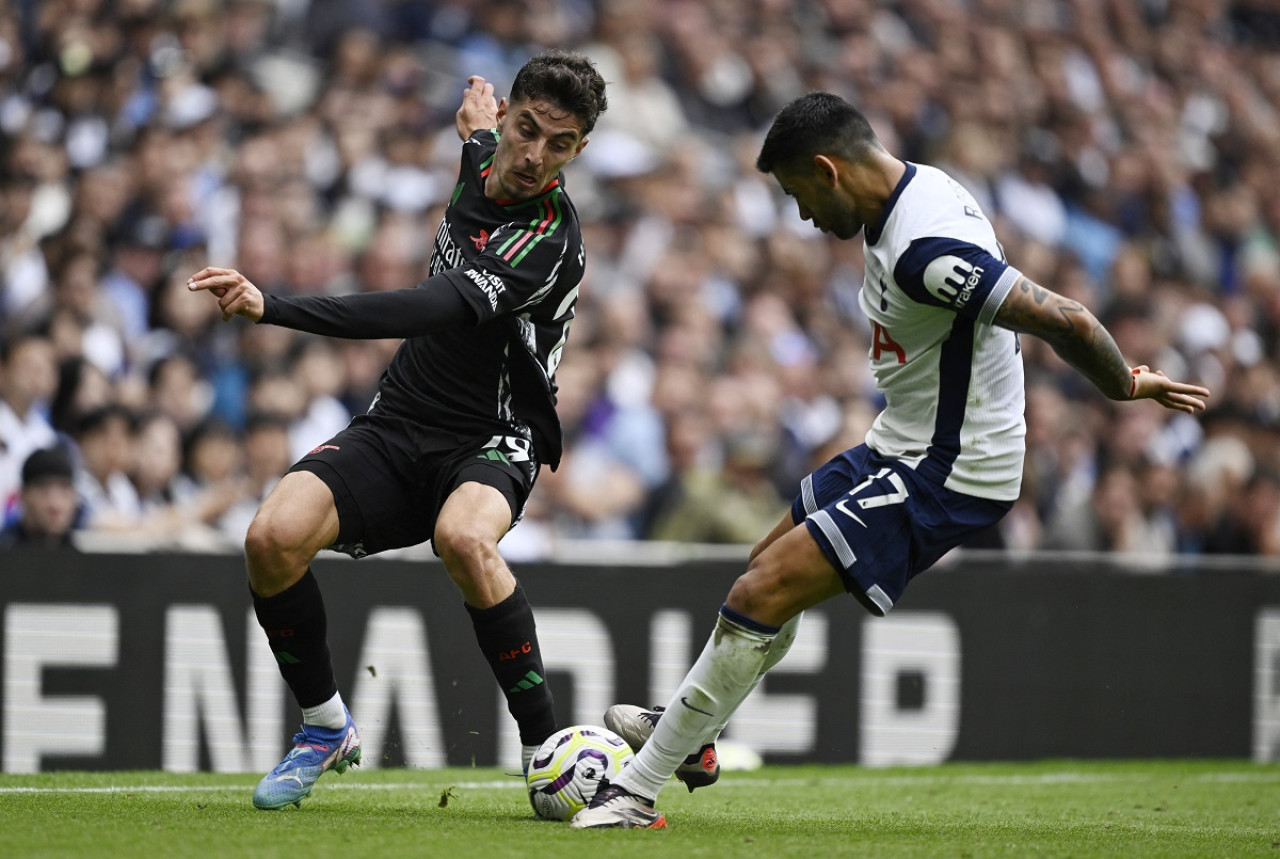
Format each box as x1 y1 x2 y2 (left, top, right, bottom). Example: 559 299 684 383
999 277 1132 400
1001 279 1080 333
1051 319 1131 400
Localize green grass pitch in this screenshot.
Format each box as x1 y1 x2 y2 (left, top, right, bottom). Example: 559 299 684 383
2 760 1277 857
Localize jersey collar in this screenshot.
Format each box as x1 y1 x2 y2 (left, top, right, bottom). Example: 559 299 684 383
493 177 562 208
865 162 916 247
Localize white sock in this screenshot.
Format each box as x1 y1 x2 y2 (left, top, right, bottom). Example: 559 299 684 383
522 744 539 773
701 612 802 746
614 609 779 801
301 691 348 730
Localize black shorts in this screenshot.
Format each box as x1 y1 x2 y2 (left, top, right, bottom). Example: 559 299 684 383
289 413 539 558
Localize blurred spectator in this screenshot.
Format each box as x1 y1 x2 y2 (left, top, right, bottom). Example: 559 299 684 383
132 411 188 515
538 355 656 539
0 444 80 550
71 403 142 530
648 427 787 544
1041 462 1174 555
177 418 243 504
116 409 244 548
0 333 59 515
1242 470 1280 556
0 176 51 322
101 214 167 342
1 0 1278 558
146 351 214 434
48 354 112 436
452 0 533 87
289 338 354 458
216 410 293 544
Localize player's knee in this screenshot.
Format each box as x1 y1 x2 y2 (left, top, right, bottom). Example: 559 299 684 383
244 508 309 571
725 567 775 621
433 522 497 569
434 523 510 607
243 516 282 572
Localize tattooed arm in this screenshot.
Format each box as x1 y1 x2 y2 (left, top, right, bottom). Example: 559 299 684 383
993 276 1210 413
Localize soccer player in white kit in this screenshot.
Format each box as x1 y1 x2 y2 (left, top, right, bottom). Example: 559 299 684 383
572 92 1211 829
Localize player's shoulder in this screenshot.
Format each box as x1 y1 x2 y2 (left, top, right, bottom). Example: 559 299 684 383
460 129 499 169
901 165 985 219
885 164 992 245
466 128 500 149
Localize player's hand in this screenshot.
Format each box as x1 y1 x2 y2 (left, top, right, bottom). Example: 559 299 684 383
187 267 265 323
1128 365 1210 413
456 75 499 141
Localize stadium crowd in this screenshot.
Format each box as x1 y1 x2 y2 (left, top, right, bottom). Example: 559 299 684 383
2 0 1279 558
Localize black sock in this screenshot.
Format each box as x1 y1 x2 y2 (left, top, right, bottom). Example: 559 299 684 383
467 583 557 747
252 569 338 709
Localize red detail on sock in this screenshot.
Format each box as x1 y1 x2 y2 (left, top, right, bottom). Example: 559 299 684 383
498 641 533 660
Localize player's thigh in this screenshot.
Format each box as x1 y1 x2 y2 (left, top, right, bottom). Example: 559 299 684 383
433 433 538 548
250 470 340 551
728 521 846 627
434 480 519 606
435 479 516 550
245 471 340 592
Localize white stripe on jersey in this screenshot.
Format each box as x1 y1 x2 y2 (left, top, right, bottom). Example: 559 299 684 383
858 163 1026 501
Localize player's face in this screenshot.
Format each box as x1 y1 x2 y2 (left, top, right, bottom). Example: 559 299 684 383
772 162 862 240
488 98 587 202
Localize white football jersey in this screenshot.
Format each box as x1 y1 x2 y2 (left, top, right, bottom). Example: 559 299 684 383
858 163 1025 501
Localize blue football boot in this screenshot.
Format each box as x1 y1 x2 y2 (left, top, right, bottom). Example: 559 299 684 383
252 711 362 810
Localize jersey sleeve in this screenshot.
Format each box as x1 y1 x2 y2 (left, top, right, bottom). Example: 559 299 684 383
436 200 578 322
260 280 476 338
893 237 1021 325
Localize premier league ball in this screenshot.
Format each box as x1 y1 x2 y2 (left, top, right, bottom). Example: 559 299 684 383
525 724 634 820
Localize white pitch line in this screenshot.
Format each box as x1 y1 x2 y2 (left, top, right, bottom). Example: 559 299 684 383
1 770 1277 795
0 780 524 795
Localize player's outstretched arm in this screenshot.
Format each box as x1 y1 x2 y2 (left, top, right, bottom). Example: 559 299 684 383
456 75 501 141
993 275 1210 414
189 264 478 339
187 267 264 322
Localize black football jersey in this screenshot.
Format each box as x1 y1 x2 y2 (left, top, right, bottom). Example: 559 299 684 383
395 130 583 467
265 130 585 468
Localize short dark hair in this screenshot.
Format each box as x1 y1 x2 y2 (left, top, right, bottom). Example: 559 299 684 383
756 92 882 175
0 331 50 366
22 444 74 487
510 50 608 136
244 410 291 436
73 403 136 439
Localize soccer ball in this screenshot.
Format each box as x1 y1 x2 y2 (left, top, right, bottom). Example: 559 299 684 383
525 724 634 820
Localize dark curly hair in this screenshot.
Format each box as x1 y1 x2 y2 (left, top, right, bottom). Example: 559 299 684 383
510 51 608 135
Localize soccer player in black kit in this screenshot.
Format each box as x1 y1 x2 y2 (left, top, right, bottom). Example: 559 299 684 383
188 51 607 810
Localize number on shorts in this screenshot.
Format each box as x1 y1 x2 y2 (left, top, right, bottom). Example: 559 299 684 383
484 434 532 463
849 467 909 509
